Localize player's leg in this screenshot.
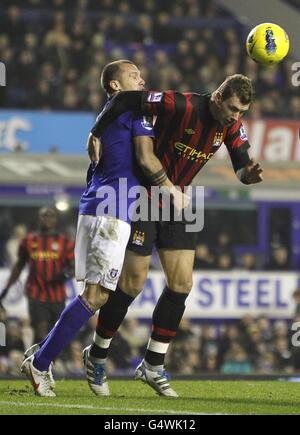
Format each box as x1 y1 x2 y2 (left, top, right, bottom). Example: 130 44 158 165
147 248 194 360
89 219 155 359
85 220 155 395
89 250 151 358
135 222 196 397
24 300 66 390
22 215 130 397
28 299 52 344
83 251 151 396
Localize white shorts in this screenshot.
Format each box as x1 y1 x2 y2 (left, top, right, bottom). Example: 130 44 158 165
75 215 131 291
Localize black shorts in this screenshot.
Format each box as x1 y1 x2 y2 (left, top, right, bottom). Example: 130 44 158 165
127 219 198 256
28 298 65 331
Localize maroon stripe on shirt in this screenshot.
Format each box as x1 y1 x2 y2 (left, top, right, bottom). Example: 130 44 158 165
46 235 56 303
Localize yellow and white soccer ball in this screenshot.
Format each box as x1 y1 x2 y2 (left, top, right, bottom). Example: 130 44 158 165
246 23 289 65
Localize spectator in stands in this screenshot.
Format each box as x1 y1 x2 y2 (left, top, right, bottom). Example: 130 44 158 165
194 243 215 270
274 337 293 373
6 224 28 267
217 253 234 270
293 289 300 315
117 318 149 361
0 210 13 267
265 246 290 271
217 324 243 368
257 351 276 375
0 0 295 114
257 315 273 344
238 252 258 271
221 342 253 374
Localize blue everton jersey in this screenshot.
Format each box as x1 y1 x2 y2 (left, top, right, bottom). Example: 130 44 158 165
79 109 154 223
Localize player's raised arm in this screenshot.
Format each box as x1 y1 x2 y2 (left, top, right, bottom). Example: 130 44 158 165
91 91 145 137
91 90 183 137
225 121 263 185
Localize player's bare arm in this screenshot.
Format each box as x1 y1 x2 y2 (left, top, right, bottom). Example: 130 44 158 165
87 133 102 164
134 136 190 211
0 258 26 303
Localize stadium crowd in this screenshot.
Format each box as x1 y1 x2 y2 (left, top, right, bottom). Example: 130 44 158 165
1 307 300 378
0 0 299 119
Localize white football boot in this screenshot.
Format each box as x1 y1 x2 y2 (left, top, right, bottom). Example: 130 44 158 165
24 343 55 390
21 355 56 397
135 360 178 397
82 346 110 397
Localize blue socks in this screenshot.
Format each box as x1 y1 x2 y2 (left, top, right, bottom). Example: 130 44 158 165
33 296 94 372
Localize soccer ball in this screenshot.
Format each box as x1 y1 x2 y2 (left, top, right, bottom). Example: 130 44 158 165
246 23 289 65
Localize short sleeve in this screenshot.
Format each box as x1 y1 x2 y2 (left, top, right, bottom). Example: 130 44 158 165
142 90 187 117
224 119 250 152
132 115 155 138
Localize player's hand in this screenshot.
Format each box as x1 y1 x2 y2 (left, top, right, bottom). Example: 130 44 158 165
242 159 264 184
87 134 101 164
170 186 191 212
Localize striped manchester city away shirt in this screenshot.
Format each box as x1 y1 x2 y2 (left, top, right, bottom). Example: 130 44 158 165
142 90 250 188
18 233 75 303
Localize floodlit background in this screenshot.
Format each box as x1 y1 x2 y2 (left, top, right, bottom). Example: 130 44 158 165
0 0 299 379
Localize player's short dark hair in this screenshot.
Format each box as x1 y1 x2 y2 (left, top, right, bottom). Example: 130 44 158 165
221 74 253 105
101 60 134 94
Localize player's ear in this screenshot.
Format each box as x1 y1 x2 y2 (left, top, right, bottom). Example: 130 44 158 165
110 80 121 92
215 91 223 107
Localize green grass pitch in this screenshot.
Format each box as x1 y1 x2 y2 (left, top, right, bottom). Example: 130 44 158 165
0 380 300 415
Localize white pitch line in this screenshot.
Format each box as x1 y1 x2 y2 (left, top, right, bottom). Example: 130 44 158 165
0 401 227 415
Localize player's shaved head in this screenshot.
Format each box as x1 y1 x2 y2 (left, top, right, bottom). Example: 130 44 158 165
39 207 57 232
39 207 57 218
101 60 135 94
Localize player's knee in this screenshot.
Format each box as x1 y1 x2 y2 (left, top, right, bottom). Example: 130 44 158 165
119 271 146 298
82 284 110 311
168 277 193 294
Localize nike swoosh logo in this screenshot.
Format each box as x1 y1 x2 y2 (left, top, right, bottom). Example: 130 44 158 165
29 366 40 391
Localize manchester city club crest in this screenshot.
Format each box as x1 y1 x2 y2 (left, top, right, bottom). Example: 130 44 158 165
213 132 223 147
132 231 145 246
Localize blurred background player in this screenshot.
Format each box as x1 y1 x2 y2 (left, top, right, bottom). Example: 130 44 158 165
0 207 74 343
21 60 186 397
85 74 263 397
